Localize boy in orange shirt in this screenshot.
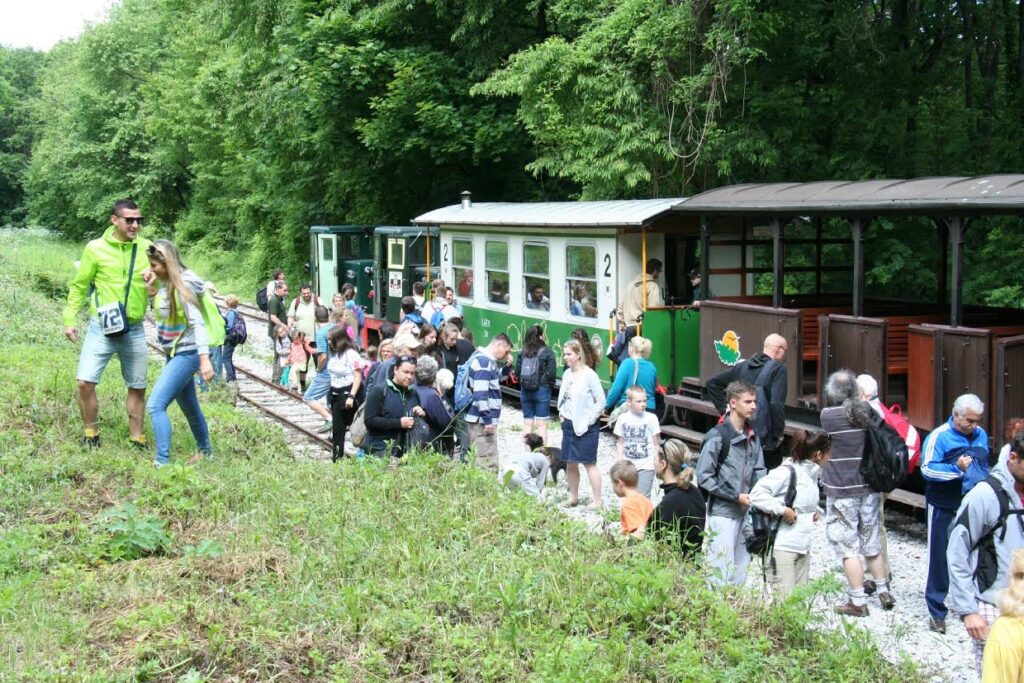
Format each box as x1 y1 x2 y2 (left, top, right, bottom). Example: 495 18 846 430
611 460 654 538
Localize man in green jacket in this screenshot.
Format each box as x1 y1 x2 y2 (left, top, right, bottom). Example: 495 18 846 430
63 199 153 448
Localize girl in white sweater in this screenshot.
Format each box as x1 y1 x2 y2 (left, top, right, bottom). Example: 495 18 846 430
749 429 831 597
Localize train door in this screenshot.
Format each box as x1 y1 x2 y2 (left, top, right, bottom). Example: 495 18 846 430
316 233 337 299
336 231 374 311
384 237 406 321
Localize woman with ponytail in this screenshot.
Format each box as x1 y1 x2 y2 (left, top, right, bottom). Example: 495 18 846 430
143 239 215 467
648 438 706 558
749 429 831 597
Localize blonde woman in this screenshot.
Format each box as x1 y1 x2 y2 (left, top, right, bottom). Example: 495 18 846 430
557 339 605 509
982 549 1024 682
142 239 215 467
605 335 658 414
648 439 706 558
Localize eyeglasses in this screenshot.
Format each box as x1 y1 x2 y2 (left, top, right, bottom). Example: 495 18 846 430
397 355 417 365
119 215 144 225
146 245 165 261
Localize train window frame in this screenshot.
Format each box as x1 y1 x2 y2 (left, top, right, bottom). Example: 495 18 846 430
522 241 551 315
388 238 406 270
321 236 334 262
485 239 510 307
452 237 474 300
565 243 598 320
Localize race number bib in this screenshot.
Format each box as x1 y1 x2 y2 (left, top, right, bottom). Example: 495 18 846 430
97 302 128 337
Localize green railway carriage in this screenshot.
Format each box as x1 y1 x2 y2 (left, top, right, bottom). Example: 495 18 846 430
413 196 700 387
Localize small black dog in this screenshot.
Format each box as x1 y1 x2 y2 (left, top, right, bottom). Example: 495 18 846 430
543 445 566 484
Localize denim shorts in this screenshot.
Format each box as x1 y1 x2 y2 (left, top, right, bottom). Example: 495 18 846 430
520 386 551 419
302 368 331 401
76 319 149 389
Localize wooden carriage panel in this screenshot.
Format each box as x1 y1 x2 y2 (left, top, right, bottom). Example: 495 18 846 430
994 335 1024 444
698 301 801 406
907 325 940 430
935 325 992 430
819 315 888 405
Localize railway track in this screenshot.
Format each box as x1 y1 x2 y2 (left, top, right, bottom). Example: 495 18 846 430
143 331 334 459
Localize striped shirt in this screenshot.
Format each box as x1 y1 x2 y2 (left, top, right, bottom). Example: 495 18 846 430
464 350 503 426
820 406 871 498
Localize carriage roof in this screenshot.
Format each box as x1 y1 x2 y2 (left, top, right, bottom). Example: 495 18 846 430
413 198 686 227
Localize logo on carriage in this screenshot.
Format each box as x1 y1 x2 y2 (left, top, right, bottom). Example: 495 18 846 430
714 330 741 366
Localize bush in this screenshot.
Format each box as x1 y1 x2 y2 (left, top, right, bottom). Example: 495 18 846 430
99 503 171 562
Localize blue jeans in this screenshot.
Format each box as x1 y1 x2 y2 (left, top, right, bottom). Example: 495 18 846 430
197 346 222 391
221 343 237 382
147 351 211 465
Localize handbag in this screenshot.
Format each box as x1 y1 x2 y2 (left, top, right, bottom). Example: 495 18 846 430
96 243 138 337
606 360 641 428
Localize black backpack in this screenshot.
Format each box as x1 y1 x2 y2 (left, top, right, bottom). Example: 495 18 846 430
519 353 541 391
745 465 797 557
748 360 776 442
256 287 269 312
859 412 909 493
963 476 1024 593
698 423 732 509
225 310 247 345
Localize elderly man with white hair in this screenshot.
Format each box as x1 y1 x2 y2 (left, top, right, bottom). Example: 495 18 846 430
920 393 990 634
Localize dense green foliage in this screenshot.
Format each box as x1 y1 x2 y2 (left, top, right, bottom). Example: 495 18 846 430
2 0 1024 301
0 229 919 679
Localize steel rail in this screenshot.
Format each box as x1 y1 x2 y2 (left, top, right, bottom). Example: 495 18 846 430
145 341 331 452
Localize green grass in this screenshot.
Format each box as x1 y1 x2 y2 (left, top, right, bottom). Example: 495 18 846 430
0 228 918 681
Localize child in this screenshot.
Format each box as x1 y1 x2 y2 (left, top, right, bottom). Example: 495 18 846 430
285 329 316 391
273 324 291 385
502 433 551 499
613 386 661 498
611 460 653 538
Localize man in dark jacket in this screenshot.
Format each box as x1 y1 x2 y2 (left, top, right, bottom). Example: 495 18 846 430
364 355 423 460
705 333 788 469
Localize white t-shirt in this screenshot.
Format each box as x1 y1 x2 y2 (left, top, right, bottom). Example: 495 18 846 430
327 349 362 388
613 410 660 472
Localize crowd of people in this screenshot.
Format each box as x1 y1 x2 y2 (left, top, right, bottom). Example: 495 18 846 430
63 208 1024 680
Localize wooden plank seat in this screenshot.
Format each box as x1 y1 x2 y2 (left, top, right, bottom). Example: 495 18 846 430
885 314 947 375
664 395 820 437
800 307 851 362
660 424 705 448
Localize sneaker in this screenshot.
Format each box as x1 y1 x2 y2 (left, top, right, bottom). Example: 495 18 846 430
928 617 946 634
862 579 876 596
317 420 333 434
152 460 166 469
128 438 147 451
834 602 869 617
878 592 896 611
81 434 101 449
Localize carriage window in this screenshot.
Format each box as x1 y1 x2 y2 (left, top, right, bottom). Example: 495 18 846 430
338 235 357 259
485 240 509 305
321 237 333 261
566 245 597 318
453 238 474 299
523 242 550 312
388 239 405 269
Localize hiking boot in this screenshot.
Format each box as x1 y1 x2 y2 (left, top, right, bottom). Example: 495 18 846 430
928 617 946 634
878 592 896 611
317 420 333 434
81 434 101 449
862 579 876 596
834 602 869 617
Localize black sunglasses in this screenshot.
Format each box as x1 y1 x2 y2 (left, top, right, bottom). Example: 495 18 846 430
397 355 417 365
119 215 144 225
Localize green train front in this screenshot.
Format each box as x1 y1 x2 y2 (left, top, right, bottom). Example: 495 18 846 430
414 197 701 387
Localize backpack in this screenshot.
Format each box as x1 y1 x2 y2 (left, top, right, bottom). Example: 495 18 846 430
519 353 542 392
454 351 483 412
256 287 269 312
698 423 732 507
429 306 447 329
292 295 321 315
745 464 797 557
225 310 247 345
878 402 922 471
199 291 227 348
859 412 909 493
967 476 1024 593
748 360 776 442
348 301 366 328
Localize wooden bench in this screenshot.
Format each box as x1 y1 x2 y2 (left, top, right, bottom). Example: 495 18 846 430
660 424 705 448
801 307 851 362
885 314 946 375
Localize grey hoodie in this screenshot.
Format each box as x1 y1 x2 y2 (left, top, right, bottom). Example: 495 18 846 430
696 418 766 519
947 461 1024 616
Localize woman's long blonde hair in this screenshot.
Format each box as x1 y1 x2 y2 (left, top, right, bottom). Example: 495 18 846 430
999 549 1024 618
148 239 197 322
659 438 697 490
